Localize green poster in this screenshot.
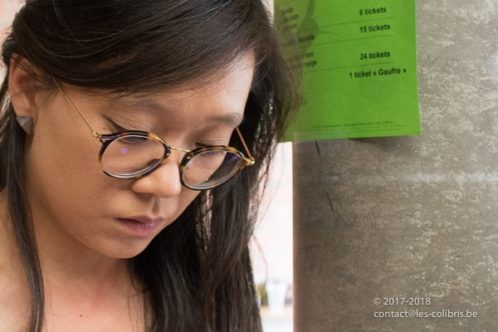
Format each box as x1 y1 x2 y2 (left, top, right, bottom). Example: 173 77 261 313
277 0 420 141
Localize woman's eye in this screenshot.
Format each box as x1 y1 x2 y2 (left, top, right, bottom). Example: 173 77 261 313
195 142 210 148
106 116 143 133
106 119 128 132
195 138 231 148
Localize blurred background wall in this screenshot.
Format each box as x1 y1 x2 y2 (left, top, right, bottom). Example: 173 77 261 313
294 1 498 331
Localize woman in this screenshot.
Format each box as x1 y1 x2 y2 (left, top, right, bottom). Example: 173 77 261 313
0 0 296 331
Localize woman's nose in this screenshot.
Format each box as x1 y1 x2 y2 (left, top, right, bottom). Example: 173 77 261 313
130 154 183 198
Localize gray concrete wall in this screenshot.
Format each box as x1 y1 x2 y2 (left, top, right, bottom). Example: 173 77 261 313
294 1 498 331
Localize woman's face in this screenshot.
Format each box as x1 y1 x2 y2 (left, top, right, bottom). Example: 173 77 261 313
17 53 255 259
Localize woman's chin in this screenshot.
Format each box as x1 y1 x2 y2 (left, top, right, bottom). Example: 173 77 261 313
98 239 154 260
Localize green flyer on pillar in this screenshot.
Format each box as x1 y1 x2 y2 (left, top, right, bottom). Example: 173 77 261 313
277 0 420 141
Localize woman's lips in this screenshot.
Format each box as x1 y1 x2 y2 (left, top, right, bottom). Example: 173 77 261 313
117 216 163 237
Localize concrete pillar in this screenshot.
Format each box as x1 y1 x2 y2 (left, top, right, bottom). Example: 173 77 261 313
294 1 498 331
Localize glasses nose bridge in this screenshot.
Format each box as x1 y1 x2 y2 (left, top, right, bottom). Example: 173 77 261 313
157 141 191 168
167 143 191 154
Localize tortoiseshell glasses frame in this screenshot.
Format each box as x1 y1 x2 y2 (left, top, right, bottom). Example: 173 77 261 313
53 79 255 191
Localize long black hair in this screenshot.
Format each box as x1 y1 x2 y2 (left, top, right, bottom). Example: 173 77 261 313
0 1 297 331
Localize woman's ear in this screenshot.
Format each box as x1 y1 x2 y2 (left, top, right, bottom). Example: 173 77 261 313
8 55 42 120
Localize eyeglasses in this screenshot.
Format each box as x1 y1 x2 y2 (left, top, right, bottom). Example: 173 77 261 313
53 80 255 191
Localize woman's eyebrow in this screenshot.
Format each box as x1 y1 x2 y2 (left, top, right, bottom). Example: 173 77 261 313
126 97 244 127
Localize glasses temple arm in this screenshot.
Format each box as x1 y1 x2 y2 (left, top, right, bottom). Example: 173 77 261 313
53 79 100 139
235 127 255 164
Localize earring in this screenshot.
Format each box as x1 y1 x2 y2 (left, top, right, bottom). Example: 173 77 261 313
16 116 33 135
